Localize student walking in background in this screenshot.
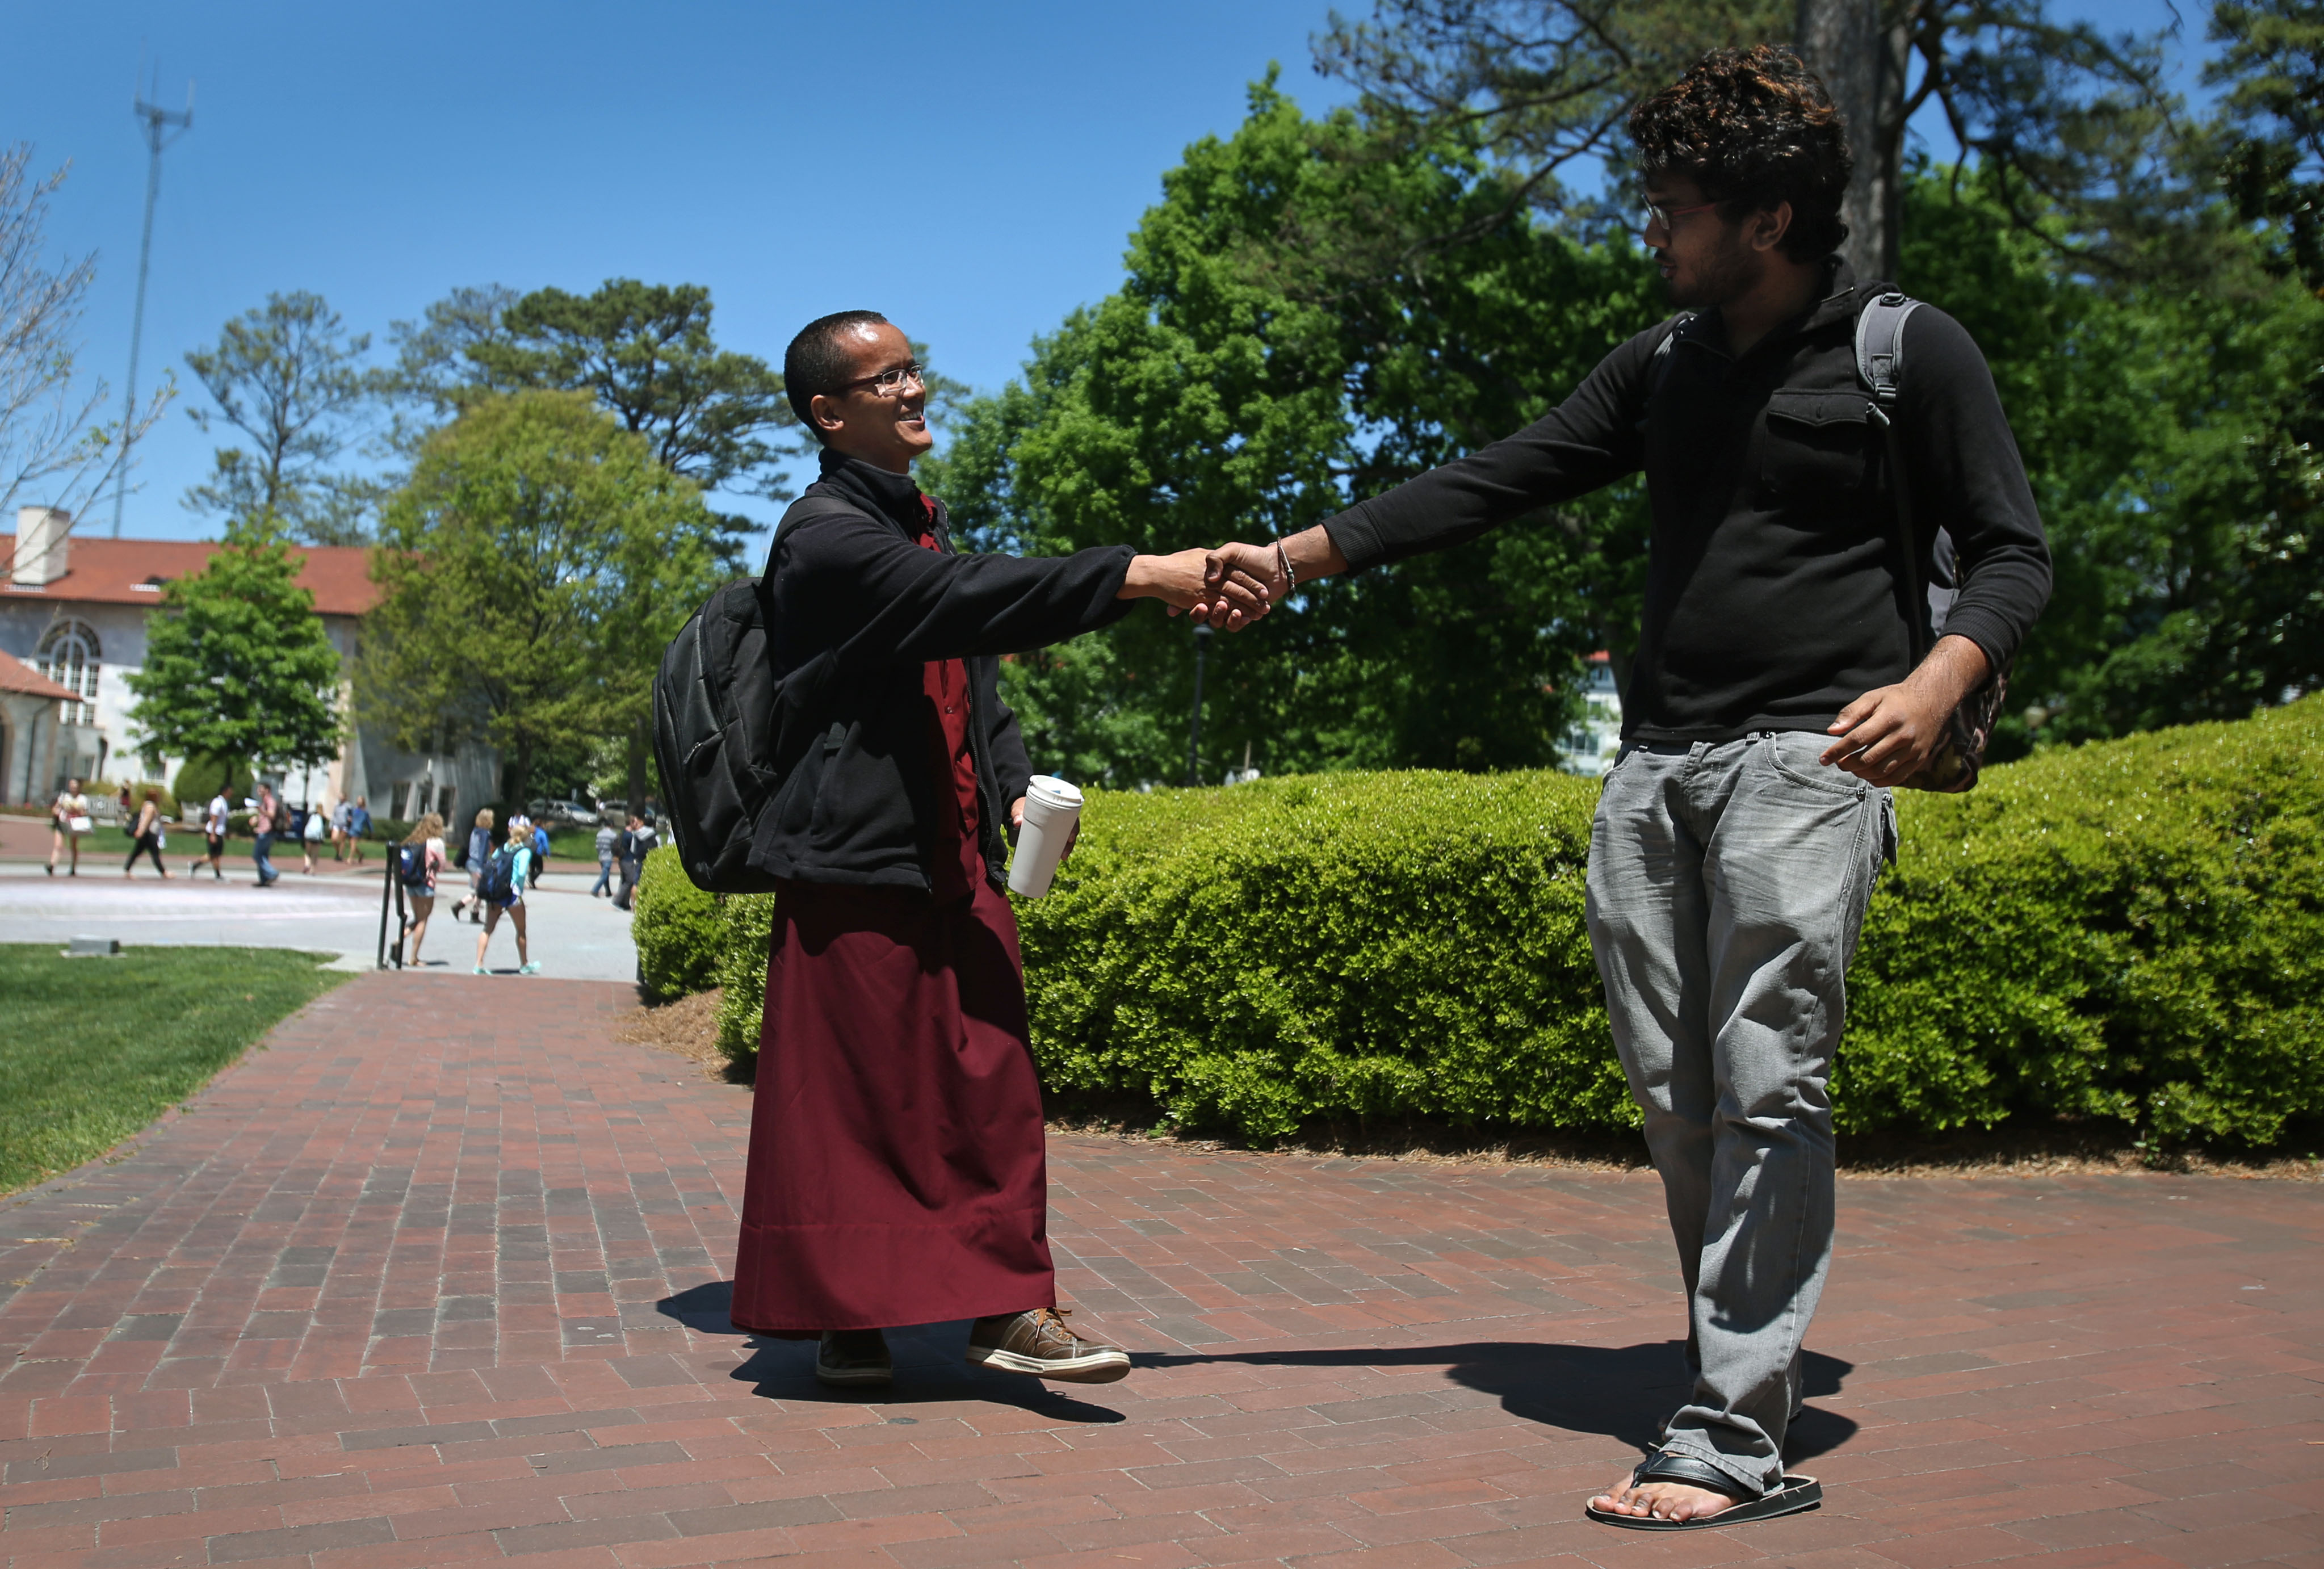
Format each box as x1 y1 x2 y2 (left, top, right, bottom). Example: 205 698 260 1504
251 785 281 887
472 819 539 975
347 796 371 865
611 814 646 911
194 788 229 879
398 813 447 968
530 818 552 887
300 799 328 873
591 817 618 897
123 787 171 879
450 808 494 923
332 796 353 862
47 777 89 876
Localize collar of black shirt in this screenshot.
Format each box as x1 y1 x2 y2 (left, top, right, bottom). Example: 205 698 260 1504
1697 256 1869 362
817 447 929 535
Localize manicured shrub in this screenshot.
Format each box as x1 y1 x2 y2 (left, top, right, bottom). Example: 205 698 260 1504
645 699 2323 1147
713 891 776 1063
632 845 721 1002
1841 699 2323 1146
170 755 252 810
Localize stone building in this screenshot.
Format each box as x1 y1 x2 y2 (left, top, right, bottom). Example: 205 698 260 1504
0 507 497 821
0 647 73 805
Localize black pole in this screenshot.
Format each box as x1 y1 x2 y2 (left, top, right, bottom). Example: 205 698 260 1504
375 853 395 969
1186 622 1213 787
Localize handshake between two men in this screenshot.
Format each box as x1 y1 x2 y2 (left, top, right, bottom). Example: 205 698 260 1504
1128 527 1350 633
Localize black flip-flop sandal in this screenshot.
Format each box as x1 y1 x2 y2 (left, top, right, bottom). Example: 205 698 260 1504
1585 1450 1822 1530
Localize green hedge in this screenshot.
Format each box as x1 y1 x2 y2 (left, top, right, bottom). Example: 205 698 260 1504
632 845 722 1002
644 699 2323 1147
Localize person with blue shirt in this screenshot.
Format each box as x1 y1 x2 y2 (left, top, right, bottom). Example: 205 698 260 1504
472 819 539 975
450 807 496 924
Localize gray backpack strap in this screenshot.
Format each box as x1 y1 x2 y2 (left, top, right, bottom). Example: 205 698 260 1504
1855 291 1956 651
1855 291 1920 409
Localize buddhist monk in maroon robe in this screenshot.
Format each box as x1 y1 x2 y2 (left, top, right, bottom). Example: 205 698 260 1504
728 311 1270 1387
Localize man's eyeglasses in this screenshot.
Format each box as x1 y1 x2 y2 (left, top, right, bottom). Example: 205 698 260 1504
1642 199 1719 234
837 361 926 397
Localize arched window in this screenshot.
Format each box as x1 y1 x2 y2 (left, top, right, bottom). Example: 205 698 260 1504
37 619 99 727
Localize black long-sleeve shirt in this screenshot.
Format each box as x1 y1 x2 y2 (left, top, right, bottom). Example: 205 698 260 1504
1321 262 2052 741
753 451 1135 891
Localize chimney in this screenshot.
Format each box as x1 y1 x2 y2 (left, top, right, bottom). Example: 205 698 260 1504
11 507 70 588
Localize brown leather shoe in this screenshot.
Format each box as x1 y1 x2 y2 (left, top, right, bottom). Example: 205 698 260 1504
965 1307 1130 1383
815 1328 892 1387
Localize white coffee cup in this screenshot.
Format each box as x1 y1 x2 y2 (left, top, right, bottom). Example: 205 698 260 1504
1007 774 1084 898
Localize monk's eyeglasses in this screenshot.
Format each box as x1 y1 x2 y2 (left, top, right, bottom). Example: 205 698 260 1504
837 362 926 397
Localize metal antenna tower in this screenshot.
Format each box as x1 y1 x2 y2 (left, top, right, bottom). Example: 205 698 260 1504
111 64 193 539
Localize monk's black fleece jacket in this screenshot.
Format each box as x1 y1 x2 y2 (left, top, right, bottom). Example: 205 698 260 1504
752 450 1134 892
1319 261 2053 741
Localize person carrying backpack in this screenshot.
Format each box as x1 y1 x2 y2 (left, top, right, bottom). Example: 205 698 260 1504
530 820 552 886
1197 48 2050 1530
611 813 648 911
716 310 1269 1395
471 819 539 975
396 812 447 968
449 807 494 923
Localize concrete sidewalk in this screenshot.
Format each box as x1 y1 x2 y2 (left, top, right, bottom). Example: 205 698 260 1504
0 971 2316 1568
0 862 641 981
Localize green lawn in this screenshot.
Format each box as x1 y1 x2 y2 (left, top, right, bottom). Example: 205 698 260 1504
0 945 350 1194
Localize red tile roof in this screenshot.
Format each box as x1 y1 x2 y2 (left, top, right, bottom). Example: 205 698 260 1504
0 534 380 616
0 648 74 700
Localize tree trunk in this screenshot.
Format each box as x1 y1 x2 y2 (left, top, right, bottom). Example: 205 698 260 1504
501 744 533 819
1796 0 1911 282
625 718 648 817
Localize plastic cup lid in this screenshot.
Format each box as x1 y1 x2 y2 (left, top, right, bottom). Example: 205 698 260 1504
1026 774 1084 807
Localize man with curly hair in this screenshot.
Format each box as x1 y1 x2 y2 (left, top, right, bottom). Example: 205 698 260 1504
1199 46 2051 1527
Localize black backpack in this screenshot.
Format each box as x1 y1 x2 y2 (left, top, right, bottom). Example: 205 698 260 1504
396 843 431 890
653 502 851 893
476 844 519 904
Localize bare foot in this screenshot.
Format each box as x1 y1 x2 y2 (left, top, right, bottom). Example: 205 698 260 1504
1588 1476 1742 1522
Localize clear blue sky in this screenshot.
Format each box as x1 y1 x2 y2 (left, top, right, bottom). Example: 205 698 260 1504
10 1 2207 551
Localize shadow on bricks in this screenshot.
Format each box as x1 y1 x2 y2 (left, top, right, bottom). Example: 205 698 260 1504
1142 1338 1859 1458
659 1282 1135 1424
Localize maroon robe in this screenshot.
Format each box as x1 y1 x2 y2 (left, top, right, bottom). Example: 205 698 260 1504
728 518 1055 1337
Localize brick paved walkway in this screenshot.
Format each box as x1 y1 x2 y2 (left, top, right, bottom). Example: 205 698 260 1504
2 974 2318 1569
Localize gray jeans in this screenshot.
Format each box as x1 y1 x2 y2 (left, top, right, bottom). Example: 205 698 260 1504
1585 730 1893 1496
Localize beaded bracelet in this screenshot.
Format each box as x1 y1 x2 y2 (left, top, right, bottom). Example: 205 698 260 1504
1276 539 1298 591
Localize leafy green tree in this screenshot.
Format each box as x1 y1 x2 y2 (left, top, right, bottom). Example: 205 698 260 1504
380 283 524 442
469 278 794 496
1316 2 2196 282
2208 0 2323 292
123 519 345 779
1897 160 2324 745
928 82 1661 786
182 292 381 546
359 391 724 808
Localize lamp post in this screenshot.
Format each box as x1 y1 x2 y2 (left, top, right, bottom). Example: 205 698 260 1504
1186 622 1213 787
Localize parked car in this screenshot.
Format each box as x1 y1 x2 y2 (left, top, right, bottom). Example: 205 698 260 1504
530 798 598 826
